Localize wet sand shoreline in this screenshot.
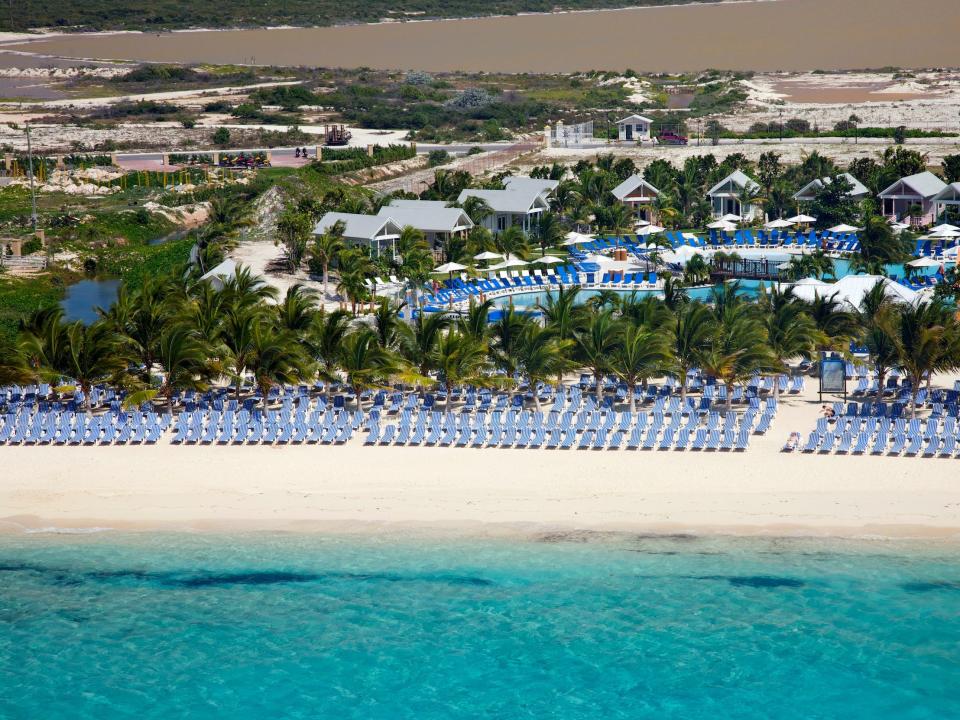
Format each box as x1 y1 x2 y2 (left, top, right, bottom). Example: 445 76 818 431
7 0 960 73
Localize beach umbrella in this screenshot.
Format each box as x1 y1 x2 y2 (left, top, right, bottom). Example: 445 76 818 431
634 219 651 227
720 213 742 223
473 251 502 261
929 223 959 234
636 224 664 236
765 218 794 229
533 255 563 264
787 214 817 223
827 223 860 233
776 261 794 270
908 257 940 268
432 262 467 274
929 228 960 238
489 256 529 270
562 231 593 246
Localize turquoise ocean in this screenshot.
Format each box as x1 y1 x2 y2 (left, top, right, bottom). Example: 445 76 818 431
1 532 959 719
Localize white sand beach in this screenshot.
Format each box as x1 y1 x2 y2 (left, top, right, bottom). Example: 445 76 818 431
3 387 959 539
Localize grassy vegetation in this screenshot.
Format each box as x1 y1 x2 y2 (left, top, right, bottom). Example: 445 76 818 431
6 0 722 32
95 236 195 289
0 273 72 346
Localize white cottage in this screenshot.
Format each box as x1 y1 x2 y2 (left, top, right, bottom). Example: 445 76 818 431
314 212 402 259
457 186 550 233
707 170 763 220
377 200 474 251
793 173 870 203
615 115 653 142
611 174 661 224
932 182 960 221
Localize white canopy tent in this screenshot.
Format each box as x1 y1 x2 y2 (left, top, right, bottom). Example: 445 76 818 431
787 214 817 223
907 257 941 268
827 223 860 233
765 218 794 229
788 275 918 309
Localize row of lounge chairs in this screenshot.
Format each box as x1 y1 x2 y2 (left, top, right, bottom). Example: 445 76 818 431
365 407 772 451
791 414 960 458
0 409 170 445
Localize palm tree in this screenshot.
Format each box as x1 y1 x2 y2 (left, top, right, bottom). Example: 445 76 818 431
431 330 491 408
247 326 309 410
100 277 172 382
661 275 689 311
804 292 858 352
609 323 668 411
666 301 715 401
154 324 214 411
490 304 530 378
698 305 775 411
494 225 530 260
892 302 948 417
458 299 493 343
863 316 900 400
398 310 451 384
534 211 565 256
399 243 434 309
309 220 345 299
574 309 619 402
276 284 318 334
372 298 406 350
760 294 818 397
513 323 575 410
683 254 711 286
222 265 278 310
220 307 260 400
308 309 352 383
336 247 373 314
338 328 398 413
459 196 493 226
59 320 130 409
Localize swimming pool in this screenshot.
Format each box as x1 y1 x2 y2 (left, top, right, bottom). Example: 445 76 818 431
491 280 769 309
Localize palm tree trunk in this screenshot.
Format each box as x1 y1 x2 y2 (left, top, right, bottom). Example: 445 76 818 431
595 374 602 403
910 380 919 419
679 373 688 403
725 382 734 412
876 368 886 400
629 385 636 414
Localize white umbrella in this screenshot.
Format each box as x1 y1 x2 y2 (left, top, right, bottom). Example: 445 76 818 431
562 231 593 246
636 224 665 236
827 223 860 233
787 214 817 223
533 255 563 264
720 213 742 222
765 218 794 229
942 245 959 257
432 262 467 274
707 219 731 229
930 223 959 234
634 219 651 227
489 256 529 270
776 261 794 270
473 251 502 261
929 228 960 238
908 257 940 268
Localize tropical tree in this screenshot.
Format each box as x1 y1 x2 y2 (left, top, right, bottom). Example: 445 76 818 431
276 208 313 272
246 326 309 410
275 284 318 334
666 301 714 401
574 309 620 401
309 220 345 299
153 324 214 411
58 320 130 409
338 328 398 412
699 305 775 411
891 302 948 417
308 309 352 383
534 211 565 256
513 323 575 410
372 298 406 350
760 291 818 397
398 310 451 384
609 323 669 411
431 330 491 408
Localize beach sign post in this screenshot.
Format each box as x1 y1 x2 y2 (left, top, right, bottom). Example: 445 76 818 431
819 353 847 401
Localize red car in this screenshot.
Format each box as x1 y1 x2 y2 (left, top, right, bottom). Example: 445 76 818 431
657 132 688 145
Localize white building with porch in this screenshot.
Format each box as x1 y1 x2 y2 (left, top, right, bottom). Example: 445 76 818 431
793 173 870 203
377 200 474 251
708 170 763 220
878 171 947 226
502 176 559 203
931 182 960 222
616 115 653 142
611 174 661 224
314 212 402 259
457 186 550 233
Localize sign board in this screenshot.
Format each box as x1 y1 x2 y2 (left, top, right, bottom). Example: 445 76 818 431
819 356 846 399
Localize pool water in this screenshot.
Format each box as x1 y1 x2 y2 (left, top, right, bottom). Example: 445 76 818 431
59 279 120 323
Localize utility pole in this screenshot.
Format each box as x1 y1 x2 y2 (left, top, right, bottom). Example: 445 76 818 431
779 110 783 143
25 122 38 237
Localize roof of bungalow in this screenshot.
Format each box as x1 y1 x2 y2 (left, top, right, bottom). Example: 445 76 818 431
611 174 661 201
793 173 869 200
314 212 402 240
456 187 549 214
878 171 947 199
616 114 654 124
931 181 960 203
377 201 474 234
708 169 760 196
502 176 560 196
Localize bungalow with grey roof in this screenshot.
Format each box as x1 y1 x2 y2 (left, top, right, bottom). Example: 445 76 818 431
793 173 870 203
611 174 661 224
457 186 550 233
314 212 402 259
377 200 474 251
616 115 653 143
878 171 947 226
707 170 763 220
